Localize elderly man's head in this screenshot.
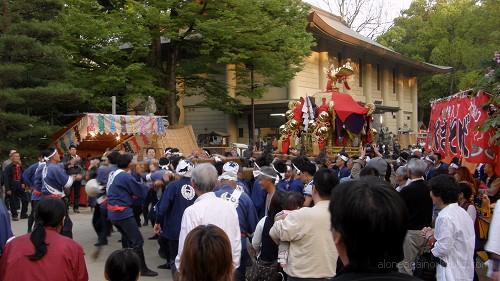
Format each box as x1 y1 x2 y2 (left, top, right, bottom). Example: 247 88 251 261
191 163 218 194
395 166 408 186
406 158 427 179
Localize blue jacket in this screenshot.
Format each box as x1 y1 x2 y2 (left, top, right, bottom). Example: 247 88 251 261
22 162 38 187
41 163 72 197
215 185 258 236
250 180 267 219
338 166 351 179
107 170 148 221
96 165 117 186
277 178 304 194
23 162 44 201
156 177 196 240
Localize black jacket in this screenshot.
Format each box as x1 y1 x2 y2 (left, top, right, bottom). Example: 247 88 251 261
3 163 23 192
399 179 433 230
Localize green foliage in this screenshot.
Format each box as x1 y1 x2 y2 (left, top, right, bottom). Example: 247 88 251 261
476 53 499 143
377 0 500 123
61 0 314 123
0 0 85 160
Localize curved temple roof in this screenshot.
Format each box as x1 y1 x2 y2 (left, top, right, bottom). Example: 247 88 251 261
308 8 452 74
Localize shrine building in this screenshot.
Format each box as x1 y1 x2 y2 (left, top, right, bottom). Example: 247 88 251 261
180 7 451 145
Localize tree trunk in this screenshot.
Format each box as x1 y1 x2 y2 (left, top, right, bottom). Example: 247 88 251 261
2 0 10 33
165 43 179 126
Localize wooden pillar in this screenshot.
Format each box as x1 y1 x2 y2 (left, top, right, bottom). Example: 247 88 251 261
318 52 329 92
363 62 373 104
288 74 300 100
410 77 418 132
397 71 404 130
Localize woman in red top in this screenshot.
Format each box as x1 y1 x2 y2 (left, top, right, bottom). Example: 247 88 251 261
0 198 88 281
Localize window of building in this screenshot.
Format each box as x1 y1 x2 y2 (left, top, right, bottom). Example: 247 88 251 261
392 68 397 94
238 128 244 138
358 59 363 87
377 64 381 90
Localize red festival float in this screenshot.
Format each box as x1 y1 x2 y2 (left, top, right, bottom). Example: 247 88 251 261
278 61 375 156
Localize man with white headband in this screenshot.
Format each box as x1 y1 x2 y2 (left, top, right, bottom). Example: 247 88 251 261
250 157 269 219
106 153 157 277
23 149 51 232
41 148 80 238
335 153 351 180
220 161 249 194
154 159 196 275
292 156 317 207
92 150 120 247
215 161 258 281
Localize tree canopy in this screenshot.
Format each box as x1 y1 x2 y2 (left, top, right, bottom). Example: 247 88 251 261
0 0 87 158
377 0 499 123
62 0 314 125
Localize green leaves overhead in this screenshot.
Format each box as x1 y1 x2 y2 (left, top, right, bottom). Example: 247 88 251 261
62 0 314 123
377 0 500 123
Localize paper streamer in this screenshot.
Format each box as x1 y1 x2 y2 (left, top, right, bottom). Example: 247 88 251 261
97 114 105 134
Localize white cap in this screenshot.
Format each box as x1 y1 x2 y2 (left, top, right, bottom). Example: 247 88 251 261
176 159 194 177
223 161 239 173
218 171 237 182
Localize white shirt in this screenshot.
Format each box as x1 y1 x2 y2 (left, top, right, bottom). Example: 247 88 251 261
486 203 500 255
175 192 241 270
251 217 266 257
431 203 475 281
486 204 500 277
303 180 313 196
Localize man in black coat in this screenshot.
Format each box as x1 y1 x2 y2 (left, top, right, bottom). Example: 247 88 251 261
398 158 433 275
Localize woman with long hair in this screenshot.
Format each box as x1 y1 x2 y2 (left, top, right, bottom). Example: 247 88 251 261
0 198 88 281
178 224 234 281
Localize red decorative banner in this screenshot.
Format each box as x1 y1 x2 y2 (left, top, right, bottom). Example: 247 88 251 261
426 91 498 165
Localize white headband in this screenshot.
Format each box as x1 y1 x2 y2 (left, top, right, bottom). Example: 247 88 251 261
292 163 301 174
219 171 237 182
253 170 279 184
424 156 435 164
44 149 57 161
338 155 348 162
450 163 459 169
271 164 285 180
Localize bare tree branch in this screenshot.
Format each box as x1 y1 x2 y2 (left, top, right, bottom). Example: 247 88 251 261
313 0 390 39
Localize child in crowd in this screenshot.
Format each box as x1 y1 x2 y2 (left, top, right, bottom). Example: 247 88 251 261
105 249 141 281
275 192 305 268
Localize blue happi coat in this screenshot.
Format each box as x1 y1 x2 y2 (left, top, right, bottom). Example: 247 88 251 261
41 162 73 197
156 177 196 240
215 185 258 236
106 170 148 221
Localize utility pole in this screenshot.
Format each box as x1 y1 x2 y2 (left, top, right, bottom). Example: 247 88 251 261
112 96 116 114
249 64 256 151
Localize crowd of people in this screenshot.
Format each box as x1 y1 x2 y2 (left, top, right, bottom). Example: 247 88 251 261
0 142 499 281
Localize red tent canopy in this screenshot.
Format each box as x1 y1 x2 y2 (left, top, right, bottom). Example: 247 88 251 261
331 92 369 122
